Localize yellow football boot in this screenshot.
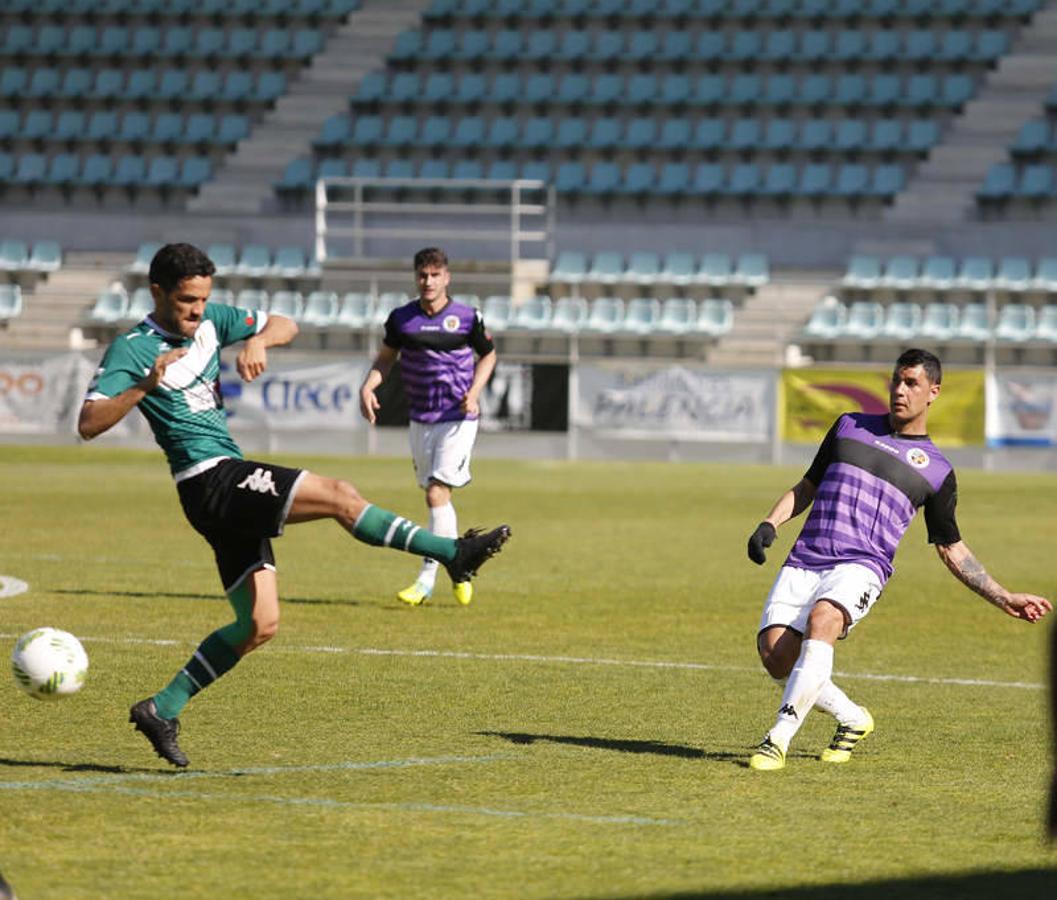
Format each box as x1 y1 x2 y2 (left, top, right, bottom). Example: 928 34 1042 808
396 581 432 606
820 708 875 764
452 581 473 606
749 736 786 771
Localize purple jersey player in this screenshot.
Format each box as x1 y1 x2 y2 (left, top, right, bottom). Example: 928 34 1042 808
743 349 1050 771
359 247 498 608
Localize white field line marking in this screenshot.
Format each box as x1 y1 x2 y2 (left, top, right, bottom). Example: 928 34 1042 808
0 779 686 826
0 633 1044 691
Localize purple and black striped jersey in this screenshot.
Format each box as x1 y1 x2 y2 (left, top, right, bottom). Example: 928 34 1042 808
786 412 960 584
383 298 494 424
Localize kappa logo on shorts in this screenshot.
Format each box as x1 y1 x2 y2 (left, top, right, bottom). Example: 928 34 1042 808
237 467 279 496
856 590 872 612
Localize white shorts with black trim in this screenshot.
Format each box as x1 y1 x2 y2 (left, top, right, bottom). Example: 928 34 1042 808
408 417 479 489
758 563 883 639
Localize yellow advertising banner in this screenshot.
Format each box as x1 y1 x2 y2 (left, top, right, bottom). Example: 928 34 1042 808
782 368 985 446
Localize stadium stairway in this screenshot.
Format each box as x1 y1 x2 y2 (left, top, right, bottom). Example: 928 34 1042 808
703 273 833 369
0 253 126 351
187 0 430 217
886 2 1057 226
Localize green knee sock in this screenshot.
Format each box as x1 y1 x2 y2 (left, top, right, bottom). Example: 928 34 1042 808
153 632 240 719
352 504 456 563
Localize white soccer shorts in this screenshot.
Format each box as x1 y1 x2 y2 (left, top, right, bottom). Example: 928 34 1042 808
758 563 883 639
408 418 479 489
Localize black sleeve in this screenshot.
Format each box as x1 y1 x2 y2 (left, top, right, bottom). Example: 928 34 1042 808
803 416 841 486
924 469 961 545
469 307 495 356
382 313 402 350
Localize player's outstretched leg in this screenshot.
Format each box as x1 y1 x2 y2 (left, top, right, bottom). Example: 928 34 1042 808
129 698 189 768
820 708 875 764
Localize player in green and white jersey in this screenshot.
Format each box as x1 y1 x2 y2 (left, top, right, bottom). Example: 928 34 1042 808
79 243 510 768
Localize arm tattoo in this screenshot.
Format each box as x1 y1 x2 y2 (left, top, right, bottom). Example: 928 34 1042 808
950 551 1003 606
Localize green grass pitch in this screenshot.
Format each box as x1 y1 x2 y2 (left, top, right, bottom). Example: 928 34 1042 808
0 444 1054 899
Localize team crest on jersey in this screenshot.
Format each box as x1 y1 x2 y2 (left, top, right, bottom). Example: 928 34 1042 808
906 447 930 468
442 314 460 332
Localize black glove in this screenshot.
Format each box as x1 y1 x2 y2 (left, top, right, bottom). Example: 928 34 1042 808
747 522 777 565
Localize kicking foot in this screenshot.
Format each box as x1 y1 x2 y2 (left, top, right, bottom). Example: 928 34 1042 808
444 526 511 584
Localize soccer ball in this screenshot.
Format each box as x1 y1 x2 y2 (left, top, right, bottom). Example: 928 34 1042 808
10 628 88 701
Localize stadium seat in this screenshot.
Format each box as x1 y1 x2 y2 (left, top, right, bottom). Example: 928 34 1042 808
27 240 61 273
587 251 624 284
550 296 588 332
1034 304 1057 342
273 246 310 278
843 255 882 290
919 256 957 291
919 302 960 341
336 292 372 329
956 303 991 341
803 296 848 339
881 302 923 339
977 163 1017 203
655 297 698 334
0 284 23 321
843 301 885 338
126 287 155 321
90 287 129 322
482 295 512 332
0 241 29 270
621 297 661 334
626 252 661 285
994 303 1036 341
237 245 272 277
698 298 734 336
584 296 625 332
881 256 919 291
268 291 305 320
994 257 1032 292
509 295 552 330
957 257 995 291
236 288 270 312
1033 257 1057 292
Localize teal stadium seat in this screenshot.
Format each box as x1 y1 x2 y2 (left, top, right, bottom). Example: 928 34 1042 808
994 257 1032 292
843 255 882 289
550 297 588 332
656 297 698 334
126 287 155 321
920 256 957 291
881 302 923 340
90 288 129 322
803 296 848 339
956 303 992 341
843 301 885 338
1033 257 1057 292
0 241 29 270
1034 305 1057 341
622 298 661 334
585 297 625 332
882 256 919 290
698 299 734 336
626 252 661 285
699 253 733 286
302 291 340 328
28 240 61 273
0 284 22 321
994 304 1035 341
957 257 995 291
482 295 512 332
509 296 552 330
735 253 770 287
919 302 960 341
336 293 372 329
268 291 305 320
588 251 624 284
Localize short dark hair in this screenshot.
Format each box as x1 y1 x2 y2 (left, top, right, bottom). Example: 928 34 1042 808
894 348 942 385
149 243 216 293
413 247 448 271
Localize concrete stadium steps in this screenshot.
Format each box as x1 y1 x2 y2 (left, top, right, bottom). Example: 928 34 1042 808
705 274 834 368
187 0 431 217
886 2 1057 225
0 253 127 351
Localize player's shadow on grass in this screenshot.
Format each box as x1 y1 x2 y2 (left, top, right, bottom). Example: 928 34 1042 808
54 588 361 607
603 867 1057 900
0 757 171 775
476 731 743 762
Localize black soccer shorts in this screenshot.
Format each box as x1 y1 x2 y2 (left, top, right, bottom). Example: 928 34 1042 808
177 458 305 592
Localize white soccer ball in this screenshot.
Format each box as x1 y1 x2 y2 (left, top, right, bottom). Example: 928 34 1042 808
10 628 88 701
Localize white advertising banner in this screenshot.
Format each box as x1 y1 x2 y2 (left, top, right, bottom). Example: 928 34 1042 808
573 364 773 441
224 358 371 432
0 354 94 434
986 371 1057 447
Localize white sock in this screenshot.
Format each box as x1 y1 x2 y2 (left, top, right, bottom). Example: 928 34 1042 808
814 680 868 726
767 639 834 751
416 502 457 588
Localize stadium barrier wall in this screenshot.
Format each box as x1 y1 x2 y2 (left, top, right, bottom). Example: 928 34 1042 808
3 351 1056 461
